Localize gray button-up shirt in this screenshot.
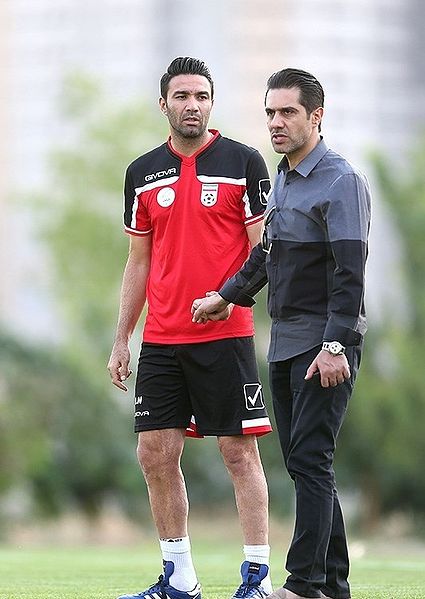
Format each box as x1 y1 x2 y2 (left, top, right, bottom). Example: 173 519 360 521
220 139 371 362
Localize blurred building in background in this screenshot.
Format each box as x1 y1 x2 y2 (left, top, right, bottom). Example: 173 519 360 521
1 0 424 339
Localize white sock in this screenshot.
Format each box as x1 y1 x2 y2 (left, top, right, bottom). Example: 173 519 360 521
243 544 273 593
159 536 198 591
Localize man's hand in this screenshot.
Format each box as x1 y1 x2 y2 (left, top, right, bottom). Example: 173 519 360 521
191 291 232 324
107 340 132 391
305 349 351 388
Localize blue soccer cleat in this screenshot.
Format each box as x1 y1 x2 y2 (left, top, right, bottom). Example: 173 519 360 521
117 560 202 599
230 561 270 599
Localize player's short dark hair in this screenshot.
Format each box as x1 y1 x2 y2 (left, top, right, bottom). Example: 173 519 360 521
160 57 214 100
265 68 324 116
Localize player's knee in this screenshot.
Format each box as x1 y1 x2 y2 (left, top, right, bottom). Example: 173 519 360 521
136 438 180 480
219 436 259 475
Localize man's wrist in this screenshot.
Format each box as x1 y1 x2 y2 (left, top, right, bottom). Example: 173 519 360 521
216 294 229 310
322 341 345 356
114 331 132 344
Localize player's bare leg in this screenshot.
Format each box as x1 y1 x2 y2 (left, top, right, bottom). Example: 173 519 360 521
135 429 199 594
137 428 188 537
218 435 272 597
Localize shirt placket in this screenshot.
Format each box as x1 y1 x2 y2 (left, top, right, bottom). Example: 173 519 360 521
268 170 293 358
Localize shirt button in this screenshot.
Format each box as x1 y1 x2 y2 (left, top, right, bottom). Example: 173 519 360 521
273 234 277 239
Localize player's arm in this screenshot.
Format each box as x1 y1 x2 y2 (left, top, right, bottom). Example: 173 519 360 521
224 149 270 302
107 234 152 391
246 219 262 248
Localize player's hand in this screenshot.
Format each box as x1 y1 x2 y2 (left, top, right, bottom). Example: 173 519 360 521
107 340 133 391
304 349 350 388
191 291 231 324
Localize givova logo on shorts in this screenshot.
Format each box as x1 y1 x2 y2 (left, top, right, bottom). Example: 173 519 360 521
135 395 149 417
243 383 265 410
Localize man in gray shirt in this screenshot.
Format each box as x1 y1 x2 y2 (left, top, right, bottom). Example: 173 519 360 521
192 68 371 599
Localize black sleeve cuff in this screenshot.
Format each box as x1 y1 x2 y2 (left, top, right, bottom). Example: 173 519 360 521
219 281 256 307
323 323 363 346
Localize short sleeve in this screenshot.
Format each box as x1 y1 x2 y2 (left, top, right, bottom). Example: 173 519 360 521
123 166 152 236
243 151 271 225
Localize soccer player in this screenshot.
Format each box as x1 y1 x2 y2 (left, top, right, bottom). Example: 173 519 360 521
107 57 273 599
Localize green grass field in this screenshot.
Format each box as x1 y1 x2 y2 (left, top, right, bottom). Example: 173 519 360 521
1 539 425 599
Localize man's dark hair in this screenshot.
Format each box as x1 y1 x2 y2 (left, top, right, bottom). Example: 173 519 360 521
266 68 324 115
160 57 214 100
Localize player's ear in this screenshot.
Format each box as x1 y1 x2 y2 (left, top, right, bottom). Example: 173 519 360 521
159 97 167 115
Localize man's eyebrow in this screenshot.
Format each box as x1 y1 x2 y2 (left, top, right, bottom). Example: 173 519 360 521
172 89 210 95
266 105 298 111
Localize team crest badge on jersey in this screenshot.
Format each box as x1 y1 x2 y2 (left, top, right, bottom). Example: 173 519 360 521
244 383 265 410
157 187 175 207
200 183 218 207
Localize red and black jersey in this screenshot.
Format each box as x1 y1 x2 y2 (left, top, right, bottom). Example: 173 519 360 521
123 130 271 344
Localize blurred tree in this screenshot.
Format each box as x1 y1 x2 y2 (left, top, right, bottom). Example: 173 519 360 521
0 331 144 531
337 136 425 531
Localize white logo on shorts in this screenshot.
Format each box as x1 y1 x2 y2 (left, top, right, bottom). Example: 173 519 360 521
244 383 265 410
200 183 218 206
135 396 149 416
157 187 175 207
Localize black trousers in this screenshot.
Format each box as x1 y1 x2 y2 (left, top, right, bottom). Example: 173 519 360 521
269 345 361 599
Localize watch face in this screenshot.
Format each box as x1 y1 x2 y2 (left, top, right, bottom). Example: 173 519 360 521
329 341 343 354
323 341 345 355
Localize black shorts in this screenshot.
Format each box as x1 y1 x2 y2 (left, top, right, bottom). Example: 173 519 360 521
134 337 272 437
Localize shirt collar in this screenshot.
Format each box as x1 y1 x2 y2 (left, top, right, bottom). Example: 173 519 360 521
277 137 329 177
167 129 220 163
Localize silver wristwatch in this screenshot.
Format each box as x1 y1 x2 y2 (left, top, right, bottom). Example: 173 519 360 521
322 341 345 356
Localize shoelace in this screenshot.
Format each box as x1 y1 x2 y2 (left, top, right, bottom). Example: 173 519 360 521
144 574 167 599
234 576 266 598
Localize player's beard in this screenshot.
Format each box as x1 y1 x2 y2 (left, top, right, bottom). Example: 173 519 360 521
167 109 210 140
178 125 205 138
173 119 207 139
